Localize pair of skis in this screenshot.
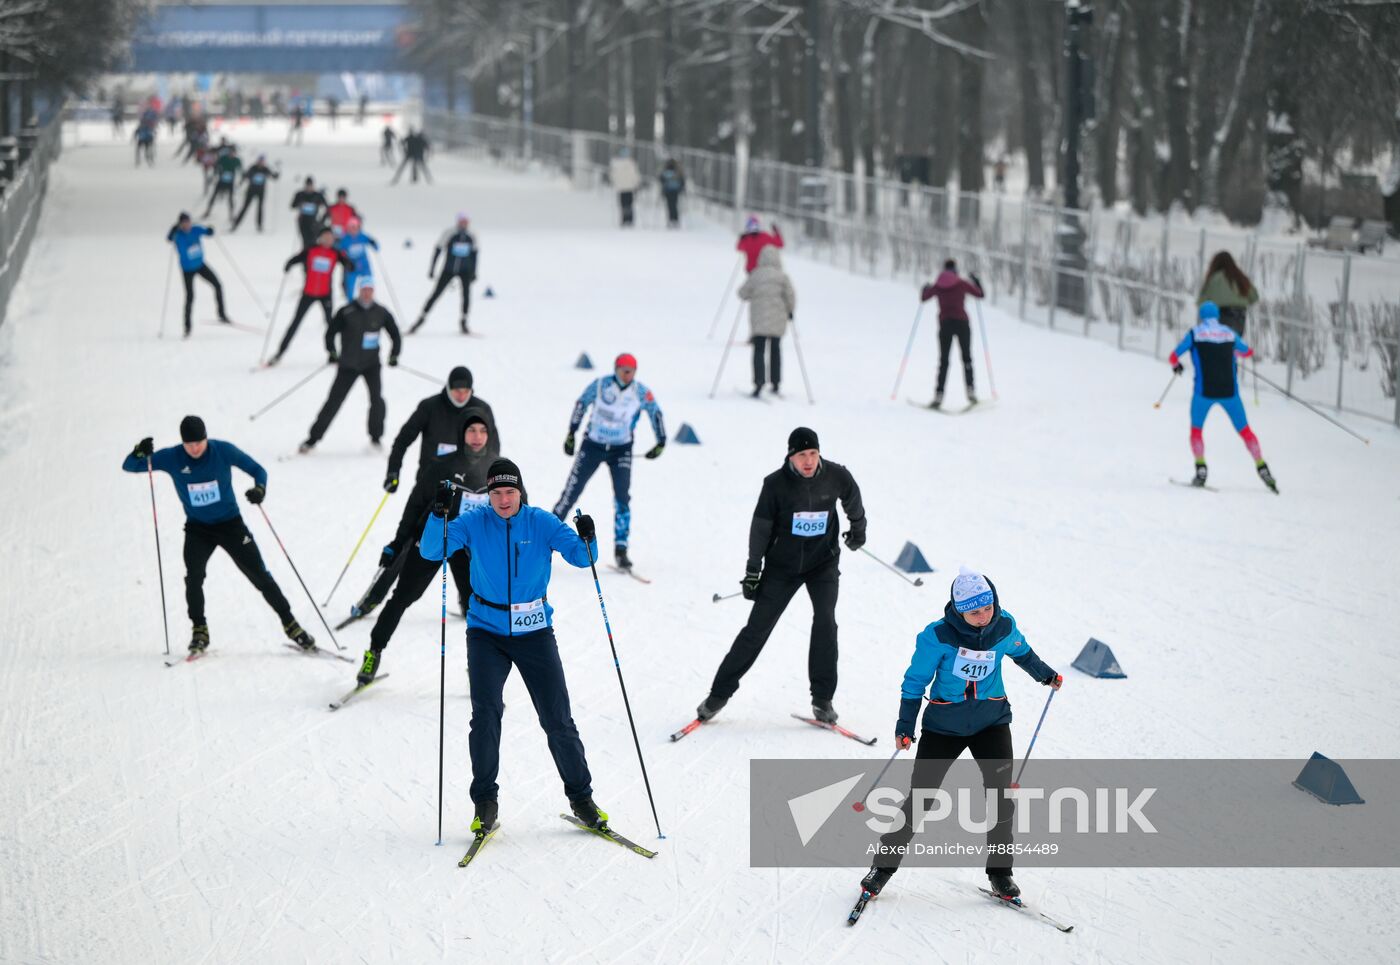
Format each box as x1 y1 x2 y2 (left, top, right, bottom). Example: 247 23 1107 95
459 814 658 867
164 643 354 667
847 885 1073 933
669 712 877 746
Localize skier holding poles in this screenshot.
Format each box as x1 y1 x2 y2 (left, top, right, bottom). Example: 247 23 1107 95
853 568 1062 913
410 213 479 335
919 259 985 410
267 226 353 365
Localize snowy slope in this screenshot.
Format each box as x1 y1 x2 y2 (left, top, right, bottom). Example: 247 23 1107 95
1 120 1398 964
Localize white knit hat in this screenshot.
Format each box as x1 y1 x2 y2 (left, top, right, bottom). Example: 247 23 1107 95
951 566 994 613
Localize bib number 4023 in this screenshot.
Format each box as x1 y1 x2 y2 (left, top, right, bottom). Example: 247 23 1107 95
511 599 546 631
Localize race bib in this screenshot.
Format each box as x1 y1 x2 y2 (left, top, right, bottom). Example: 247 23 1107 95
791 511 828 537
362 331 380 350
347 243 364 259
251 174 265 185
510 598 547 632
450 242 472 257
220 171 233 182
951 647 996 683
186 480 221 507
461 491 489 507
436 443 458 457
300 202 316 215
310 255 332 273
186 244 202 259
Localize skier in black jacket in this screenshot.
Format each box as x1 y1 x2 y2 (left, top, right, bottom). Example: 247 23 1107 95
290 177 329 248
231 154 279 232
300 279 402 452
410 214 479 334
698 426 866 724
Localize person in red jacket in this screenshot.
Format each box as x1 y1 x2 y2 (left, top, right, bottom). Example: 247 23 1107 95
267 227 354 365
737 216 783 273
919 259 985 409
327 188 359 238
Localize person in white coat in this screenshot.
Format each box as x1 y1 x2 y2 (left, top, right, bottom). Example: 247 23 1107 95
609 149 642 227
739 246 796 397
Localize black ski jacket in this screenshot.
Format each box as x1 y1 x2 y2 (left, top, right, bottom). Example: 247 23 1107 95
747 459 865 576
387 390 501 485
326 300 402 371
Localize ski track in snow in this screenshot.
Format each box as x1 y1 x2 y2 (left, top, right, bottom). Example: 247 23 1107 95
0 120 1397 963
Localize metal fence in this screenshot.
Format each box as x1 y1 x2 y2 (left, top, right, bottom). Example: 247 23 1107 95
0 113 64 328
426 110 1400 427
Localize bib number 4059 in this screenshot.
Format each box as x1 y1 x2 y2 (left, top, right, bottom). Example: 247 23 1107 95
791 511 828 537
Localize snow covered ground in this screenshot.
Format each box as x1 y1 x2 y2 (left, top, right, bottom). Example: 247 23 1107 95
2 119 1399 963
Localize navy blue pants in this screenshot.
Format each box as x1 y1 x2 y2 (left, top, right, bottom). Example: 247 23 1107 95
466 626 593 805
552 438 632 547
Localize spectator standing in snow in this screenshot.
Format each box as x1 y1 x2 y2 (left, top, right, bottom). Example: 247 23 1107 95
609 150 642 227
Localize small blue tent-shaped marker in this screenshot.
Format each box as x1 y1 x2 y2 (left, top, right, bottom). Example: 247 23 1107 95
674 423 701 444
1072 638 1126 678
893 542 933 574
1292 752 1365 805
575 352 594 370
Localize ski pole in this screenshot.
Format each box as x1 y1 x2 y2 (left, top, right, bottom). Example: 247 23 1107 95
249 363 331 421
974 300 999 401
158 248 174 340
371 248 405 320
790 318 815 404
706 257 742 340
211 234 271 318
254 504 344 650
322 491 391 606
851 748 902 813
1252 356 1260 406
889 302 925 401
393 362 443 387
257 271 289 366
575 510 666 840
858 546 924 587
146 457 172 656
1011 686 1056 788
711 590 743 603
1151 372 1179 409
1251 368 1370 444
707 302 746 399
435 508 448 847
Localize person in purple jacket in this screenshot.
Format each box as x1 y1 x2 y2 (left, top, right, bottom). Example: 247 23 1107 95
919 259 985 409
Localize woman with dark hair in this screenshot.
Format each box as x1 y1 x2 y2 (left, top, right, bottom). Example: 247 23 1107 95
1197 250 1259 336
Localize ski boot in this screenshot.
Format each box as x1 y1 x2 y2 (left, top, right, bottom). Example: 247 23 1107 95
189 624 210 653
750 385 763 399
368 438 382 451
1256 461 1278 494
357 648 382 686
987 873 1020 900
615 546 633 571
460 314 470 334
297 438 315 454
812 699 839 724
966 390 978 406
696 695 727 721
569 796 609 830
860 866 894 897
284 619 316 651
409 314 426 334
929 390 944 410
1192 461 1208 487
770 384 783 398
472 799 499 835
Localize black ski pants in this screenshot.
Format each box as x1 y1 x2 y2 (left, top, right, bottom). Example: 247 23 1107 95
368 547 471 651
391 156 431 184
936 318 974 394
182 265 226 331
183 516 293 627
275 294 332 358
709 558 839 703
752 335 782 389
421 271 473 318
297 215 320 250
664 190 681 225
203 180 235 219
618 191 635 226
876 724 1016 876
232 188 266 231
308 366 385 444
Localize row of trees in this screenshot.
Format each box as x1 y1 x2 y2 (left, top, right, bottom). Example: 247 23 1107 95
410 0 1400 228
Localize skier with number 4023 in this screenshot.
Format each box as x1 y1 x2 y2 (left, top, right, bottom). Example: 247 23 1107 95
696 426 865 726
858 568 1061 906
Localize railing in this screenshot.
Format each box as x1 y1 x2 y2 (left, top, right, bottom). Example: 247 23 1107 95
0 111 64 328
425 110 1400 427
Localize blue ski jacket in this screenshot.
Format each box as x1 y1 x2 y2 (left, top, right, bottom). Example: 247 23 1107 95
167 224 212 272
122 440 267 524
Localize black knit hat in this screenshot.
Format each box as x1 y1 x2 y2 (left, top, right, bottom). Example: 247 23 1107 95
485 458 522 491
179 415 207 443
448 366 473 389
787 426 820 456
463 411 489 432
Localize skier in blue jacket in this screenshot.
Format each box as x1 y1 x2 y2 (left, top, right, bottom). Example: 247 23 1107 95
858 568 1061 904
337 217 380 300
166 212 230 336
421 458 608 841
122 415 314 655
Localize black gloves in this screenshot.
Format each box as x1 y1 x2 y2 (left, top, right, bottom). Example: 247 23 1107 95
379 545 395 568
843 527 866 552
574 513 596 542
644 442 664 460
563 433 576 457
970 271 983 290
388 355 399 367
383 474 398 493
132 437 154 460
431 480 455 517
741 568 762 601
1172 363 1184 376
245 484 266 505
328 351 339 364
1043 673 1064 690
